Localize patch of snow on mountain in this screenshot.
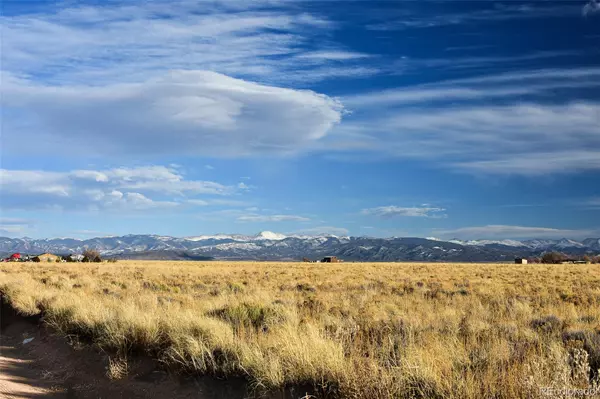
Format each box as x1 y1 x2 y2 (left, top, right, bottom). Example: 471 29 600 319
555 239 586 248
214 243 262 251
185 234 245 242
452 239 526 247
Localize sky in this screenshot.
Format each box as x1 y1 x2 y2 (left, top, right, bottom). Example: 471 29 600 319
1 0 599 240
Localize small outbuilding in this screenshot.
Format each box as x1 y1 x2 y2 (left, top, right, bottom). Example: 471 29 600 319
9 253 21 262
515 258 528 264
321 256 341 263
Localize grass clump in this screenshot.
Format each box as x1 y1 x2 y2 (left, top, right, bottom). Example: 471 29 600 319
210 302 286 333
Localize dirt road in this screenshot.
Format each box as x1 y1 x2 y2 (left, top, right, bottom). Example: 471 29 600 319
1 342 68 398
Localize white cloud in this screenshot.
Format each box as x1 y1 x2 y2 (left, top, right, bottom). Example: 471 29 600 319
205 165 215 170
0 170 71 197
361 206 446 218
0 166 237 211
102 191 180 210
583 0 600 16
71 170 110 182
434 225 597 240
3 71 343 157
237 214 310 222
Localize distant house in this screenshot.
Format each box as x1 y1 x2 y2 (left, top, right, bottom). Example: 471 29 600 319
515 258 528 264
67 254 84 262
33 253 60 263
321 256 341 263
9 253 21 262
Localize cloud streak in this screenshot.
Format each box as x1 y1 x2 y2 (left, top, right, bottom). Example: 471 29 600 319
0 218 36 236
362 206 446 218
368 3 580 31
434 225 597 240
237 214 310 222
334 68 600 175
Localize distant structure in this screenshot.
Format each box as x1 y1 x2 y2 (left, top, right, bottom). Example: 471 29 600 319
515 258 528 264
67 254 85 262
321 256 341 263
33 253 60 263
9 253 21 262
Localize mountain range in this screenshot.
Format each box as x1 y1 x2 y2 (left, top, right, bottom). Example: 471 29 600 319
1 232 599 262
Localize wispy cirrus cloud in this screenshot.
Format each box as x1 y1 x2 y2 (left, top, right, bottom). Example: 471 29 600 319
1 1 368 86
295 50 372 61
344 67 600 107
333 67 600 175
362 206 446 219
434 225 597 240
578 197 600 209
392 50 589 75
368 3 580 31
237 214 310 222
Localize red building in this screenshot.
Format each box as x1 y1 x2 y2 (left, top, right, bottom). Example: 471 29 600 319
9 253 21 261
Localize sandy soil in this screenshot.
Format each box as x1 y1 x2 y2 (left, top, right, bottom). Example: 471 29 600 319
0 344 65 398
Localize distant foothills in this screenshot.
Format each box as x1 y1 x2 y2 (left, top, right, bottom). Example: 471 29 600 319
1 232 600 262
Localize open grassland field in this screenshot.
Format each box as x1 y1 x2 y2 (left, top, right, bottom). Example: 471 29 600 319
1 261 600 398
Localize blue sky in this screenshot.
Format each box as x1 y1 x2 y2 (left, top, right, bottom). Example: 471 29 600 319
1 0 599 240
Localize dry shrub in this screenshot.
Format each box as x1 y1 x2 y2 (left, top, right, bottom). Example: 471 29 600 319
531 315 564 336
563 330 600 379
106 356 128 380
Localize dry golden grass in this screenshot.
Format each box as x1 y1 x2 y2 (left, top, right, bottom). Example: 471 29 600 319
1 261 600 398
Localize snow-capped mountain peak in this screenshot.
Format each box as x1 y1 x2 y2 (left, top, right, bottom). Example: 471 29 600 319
254 231 287 241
